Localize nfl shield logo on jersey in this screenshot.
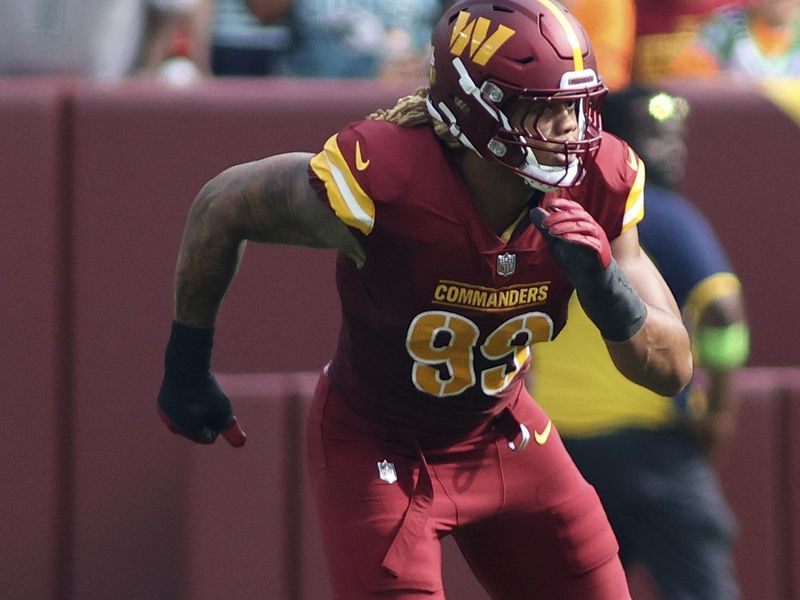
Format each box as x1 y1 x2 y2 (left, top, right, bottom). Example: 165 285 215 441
377 460 398 484
497 252 516 277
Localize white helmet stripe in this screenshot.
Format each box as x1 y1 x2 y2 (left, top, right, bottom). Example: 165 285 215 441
425 96 480 153
452 57 499 122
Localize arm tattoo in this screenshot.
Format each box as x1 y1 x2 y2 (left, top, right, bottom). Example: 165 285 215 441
172 153 363 328
174 166 258 327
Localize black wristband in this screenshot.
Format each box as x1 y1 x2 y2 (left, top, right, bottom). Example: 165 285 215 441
163 321 215 381
573 259 647 342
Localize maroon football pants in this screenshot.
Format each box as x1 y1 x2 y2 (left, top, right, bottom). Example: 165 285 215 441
306 372 631 599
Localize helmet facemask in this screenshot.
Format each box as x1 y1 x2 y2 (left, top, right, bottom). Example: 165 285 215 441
428 55 606 191
491 72 607 190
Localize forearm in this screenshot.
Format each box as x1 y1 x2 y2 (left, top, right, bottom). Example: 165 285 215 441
600 233 693 396
605 305 693 397
569 256 691 394
159 177 247 446
529 199 692 395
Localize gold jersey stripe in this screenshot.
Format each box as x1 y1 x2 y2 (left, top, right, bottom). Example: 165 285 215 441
622 157 645 232
538 0 584 71
309 134 375 235
684 272 741 327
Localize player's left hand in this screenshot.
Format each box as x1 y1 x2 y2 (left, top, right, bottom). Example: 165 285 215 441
529 196 611 287
530 196 647 343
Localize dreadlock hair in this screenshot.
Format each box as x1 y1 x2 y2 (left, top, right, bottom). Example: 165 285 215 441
368 87 462 150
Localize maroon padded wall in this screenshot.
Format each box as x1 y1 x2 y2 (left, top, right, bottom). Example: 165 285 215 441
185 379 294 600
0 80 65 600
666 80 800 367
788 386 800 600
718 382 784 599
2 77 800 600
64 79 416 599
727 369 800 599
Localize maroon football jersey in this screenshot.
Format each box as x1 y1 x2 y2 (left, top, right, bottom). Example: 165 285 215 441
308 119 643 434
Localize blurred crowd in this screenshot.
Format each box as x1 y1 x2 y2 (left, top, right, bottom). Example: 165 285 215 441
0 0 798 84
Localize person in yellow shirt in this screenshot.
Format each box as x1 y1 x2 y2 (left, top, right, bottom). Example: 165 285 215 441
532 85 749 599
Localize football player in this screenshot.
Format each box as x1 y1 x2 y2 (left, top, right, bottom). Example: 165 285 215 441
157 1 692 598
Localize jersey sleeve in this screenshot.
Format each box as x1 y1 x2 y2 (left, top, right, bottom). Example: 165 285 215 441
308 119 414 238
583 133 646 239
621 144 646 233
308 124 378 236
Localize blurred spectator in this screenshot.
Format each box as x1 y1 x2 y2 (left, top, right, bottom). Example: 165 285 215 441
632 0 739 83
532 86 749 599
0 0 208 81
563 0 637 90
670 0 800 79
286 0 441 78
210 0 294 76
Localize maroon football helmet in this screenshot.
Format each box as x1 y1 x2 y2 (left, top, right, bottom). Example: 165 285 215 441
427 0 607 190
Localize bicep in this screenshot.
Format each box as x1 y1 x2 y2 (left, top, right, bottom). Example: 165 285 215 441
206 152 365 265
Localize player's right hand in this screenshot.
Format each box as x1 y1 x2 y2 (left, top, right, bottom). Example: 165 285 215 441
158 374 246 447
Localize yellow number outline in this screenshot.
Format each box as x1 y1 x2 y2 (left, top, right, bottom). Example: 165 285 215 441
406 310 553 397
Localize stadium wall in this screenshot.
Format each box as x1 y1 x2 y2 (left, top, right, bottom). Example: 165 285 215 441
1 77 798 599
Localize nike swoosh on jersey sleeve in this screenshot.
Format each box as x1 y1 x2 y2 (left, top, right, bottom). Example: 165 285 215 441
309 133 376 235
622 155 645 231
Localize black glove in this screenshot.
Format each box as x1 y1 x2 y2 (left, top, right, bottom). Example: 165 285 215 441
530 197 647 342
157 321 246 447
